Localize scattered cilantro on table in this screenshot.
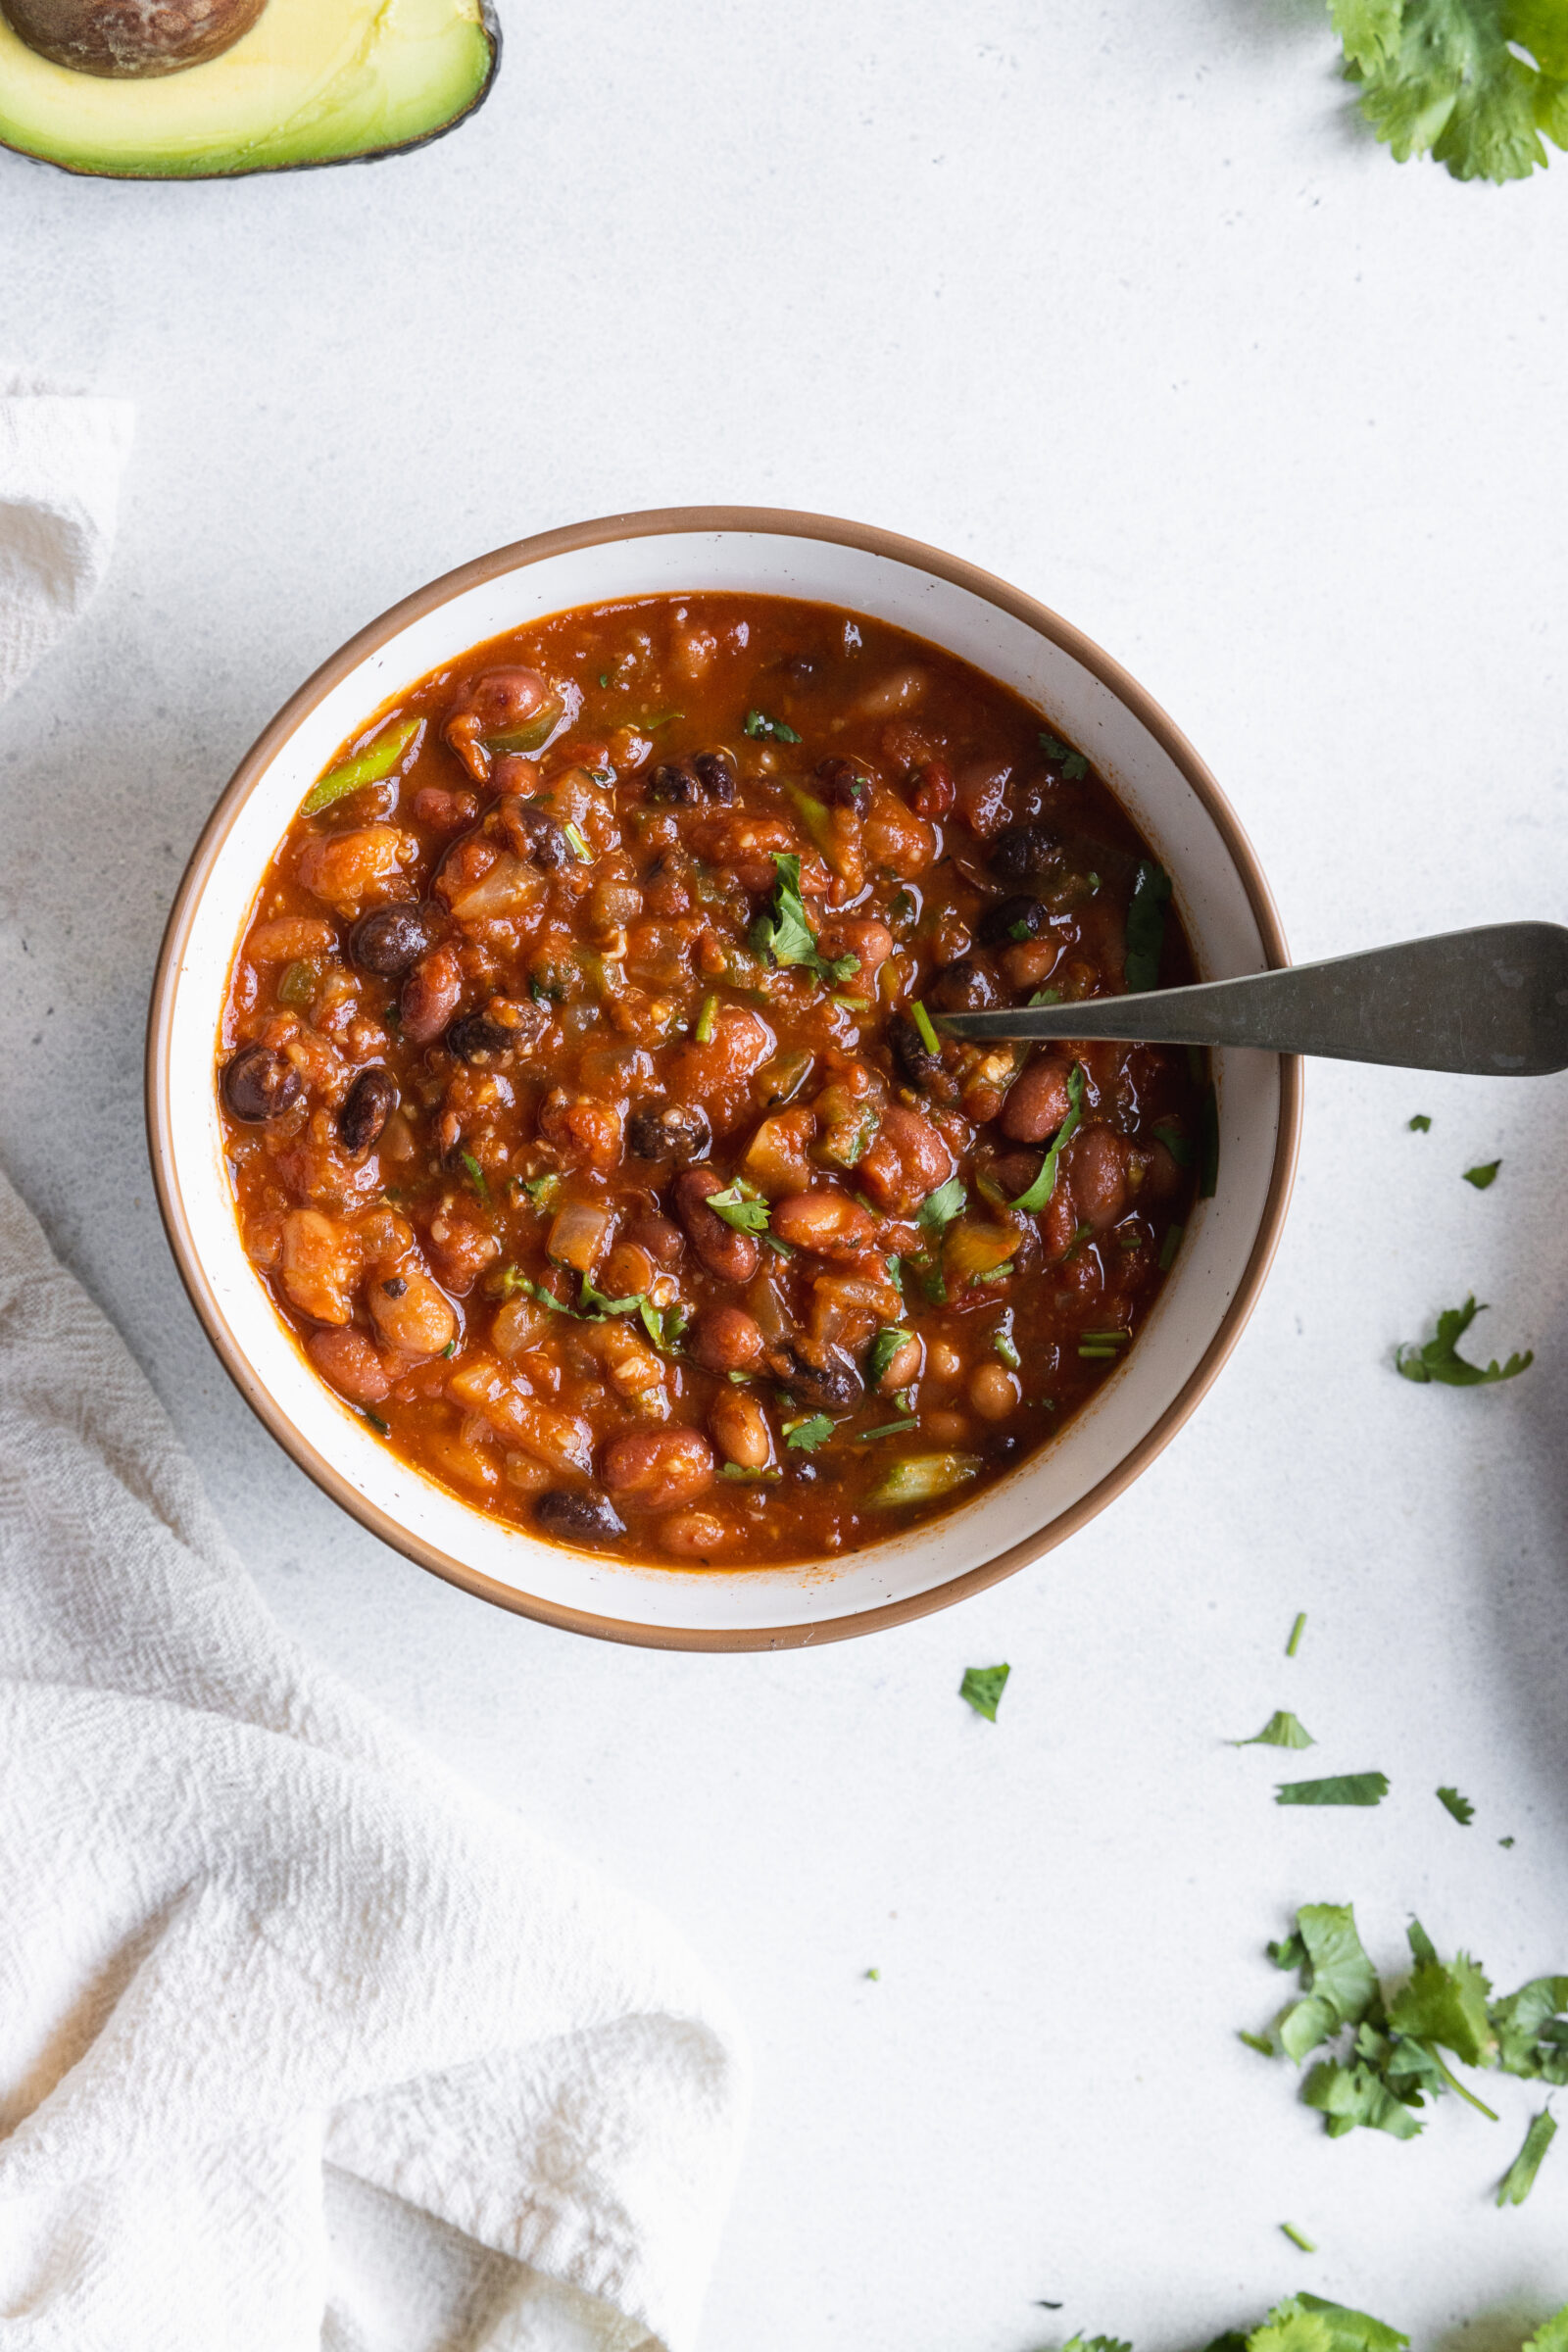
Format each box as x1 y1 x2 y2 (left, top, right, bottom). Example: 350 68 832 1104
1464 1160 1502 1190
1408 1113 1432 1132
1328 0 1568 184
959 1663 1010 1721
1396 1297 1533 1387
1497 2107 1557 2205
1276 1773 1389 1807
1438 1786 1477 1825
1233 1710 1316 1750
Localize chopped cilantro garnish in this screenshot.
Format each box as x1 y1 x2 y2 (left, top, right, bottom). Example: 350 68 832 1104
886 1253 904 1298
1010 1063 1085 1214
959 1662 1009 1721
750 854 859 986
1233 1710 1315 1750
744 708 801 744
864 1966 880 1981
563 819 592 862
1464 1159 1501 1190
1287 1611 1307 1658
917 1175 967 1231
598 671 611 688
578 1278 645 1320
1408 1113 1432 1132
1437 1785 1476 1826
1498 2108 1557 2206
1276 1772 1389 1807
1124 860 1172 994
993 1327 1021 1372
1038 730 1089 780
1029 985 1063 1006
1158 1221 1184 1272
718 1462 781 1483
516 1172 561 1205
784 1413 834 1452
867 1327 910 1386
362 1409 390 1435
639 1298 687 1353
459 1151 490 1204
441 1339 456 1359
706 1180 773 1235
695 993 717 1045
858 1418 918 1441
1151 1119 1194 1167
1279 2223 1316 2254
1396 1296 1533 1386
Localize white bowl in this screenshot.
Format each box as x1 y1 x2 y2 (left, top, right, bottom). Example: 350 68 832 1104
148 508 1299 1650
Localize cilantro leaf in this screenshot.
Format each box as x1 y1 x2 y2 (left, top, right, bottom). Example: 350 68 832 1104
1436 1785 1475 1825
1463 1158 1501 1189
1276 1773 1390 1807
1233 1710 1315 1750
1490 1976 1568 2081
1124 860 1173 994
744 708 802 744
1302 2055 1426 2139
459 1151 490 1204
1010 1064 1086 1213
1408 1113 1432 1131
783 1413 834 1452
638 1298 688 1353
1038 730 1090 781
1388 1950 1494 2067
1497 2107 1557 2206
706 1181 773 1235
1524 2309 1568 2352
959 1662 1009 1721
750 854 858 985
917 1175 968 1231
867 1327 910 1386
1396 1296 1533 1386
1299 1902 1381 2023
1274 2296 1410 2352
1334 0 1568 183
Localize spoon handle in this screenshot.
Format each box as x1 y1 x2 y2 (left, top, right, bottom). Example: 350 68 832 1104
936 922 1568 1075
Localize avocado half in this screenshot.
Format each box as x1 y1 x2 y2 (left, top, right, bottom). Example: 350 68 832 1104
0 0 500 177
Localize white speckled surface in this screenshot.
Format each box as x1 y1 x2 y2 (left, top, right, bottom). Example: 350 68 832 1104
3 4 1567 2344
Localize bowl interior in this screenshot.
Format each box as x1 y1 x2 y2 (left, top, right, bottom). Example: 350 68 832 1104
151 516 1291 1645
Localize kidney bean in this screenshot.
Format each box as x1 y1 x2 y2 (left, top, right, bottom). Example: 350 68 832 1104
769 1187 876 1259
1001 1054 1074 1144
621 1211 685 1269
858 1103 954 1217
601 1241 658 1298
222 1044 300 1123
673 1167 760 1282
307 1326 390 1404
689 1303 765 1374
709 1387 772 1470
627 1102 711 1164
351 904 435 978
909 759 956 818
988 822 1061 883
1068 1124 1132 1230
977 894 1050 949
337 1066 397 1156
401 944 464 1044
925 956 1000 1013
534 1488 626 1545
601 1426 715 1511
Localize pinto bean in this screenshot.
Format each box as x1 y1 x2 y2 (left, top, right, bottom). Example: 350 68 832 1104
988 822 1061 884
977 894 1050 949
815 916 893 977
336 1066 397 1157
858 1104 954 1217
601 1426 715 1512
673 1166 760 1283
351 904 435 978
401 944 464 1044
621 1211 685 1269
445 667 559 780
534 1488 627 1545
925 956 1000 1013
659 1508 737 1557
709 1387 772 1470
768 1187 876 1259
1001 1054 1074 1144
367 1260 458 1357
969 1361 1021 1420
627 1102 711 1164
689 1303 765 1374
874 1331 923 1395
307 1325 390 1404
222 1044 301 1123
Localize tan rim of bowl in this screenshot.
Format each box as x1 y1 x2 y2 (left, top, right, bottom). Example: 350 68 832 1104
147 505 1302 1651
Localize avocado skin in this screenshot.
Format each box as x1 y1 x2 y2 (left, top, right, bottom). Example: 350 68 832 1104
0 0 501 179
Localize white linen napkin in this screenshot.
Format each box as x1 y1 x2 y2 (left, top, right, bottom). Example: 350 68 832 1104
0 392 748 2349
0 376 134 704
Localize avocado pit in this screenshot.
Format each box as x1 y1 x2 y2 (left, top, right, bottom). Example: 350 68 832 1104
2 0 267 75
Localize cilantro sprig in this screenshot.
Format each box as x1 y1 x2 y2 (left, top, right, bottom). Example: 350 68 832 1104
1330 0 1568 185
750 854 859 987
1396 1296 1533 1387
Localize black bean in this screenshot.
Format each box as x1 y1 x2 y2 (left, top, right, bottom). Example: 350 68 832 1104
627 1102 711 1164
888 1013 943 1093
815 757 871 812
350 905 434 978
985 1431 1022 1466
649 762 703 806
535 1488 626 1544
446 1011 514 1063
977 894 1050 948
988 823 1062 884
513 808 572 870
380 1275 408 1298
692 750 736 804
926 956 1000 1012
337 1065 397 1155
222 1045 301 1123
767 1343 863 1415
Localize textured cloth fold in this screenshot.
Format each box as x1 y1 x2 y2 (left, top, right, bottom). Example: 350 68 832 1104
0 1160 745 2349
0 378 133 705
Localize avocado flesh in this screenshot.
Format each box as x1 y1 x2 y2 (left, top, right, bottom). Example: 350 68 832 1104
0 0 498 177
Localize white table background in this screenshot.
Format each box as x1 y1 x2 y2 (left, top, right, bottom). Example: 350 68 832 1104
5 4 1568 2344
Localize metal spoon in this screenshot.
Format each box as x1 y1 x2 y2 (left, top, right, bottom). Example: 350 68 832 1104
935 921 1568 1075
